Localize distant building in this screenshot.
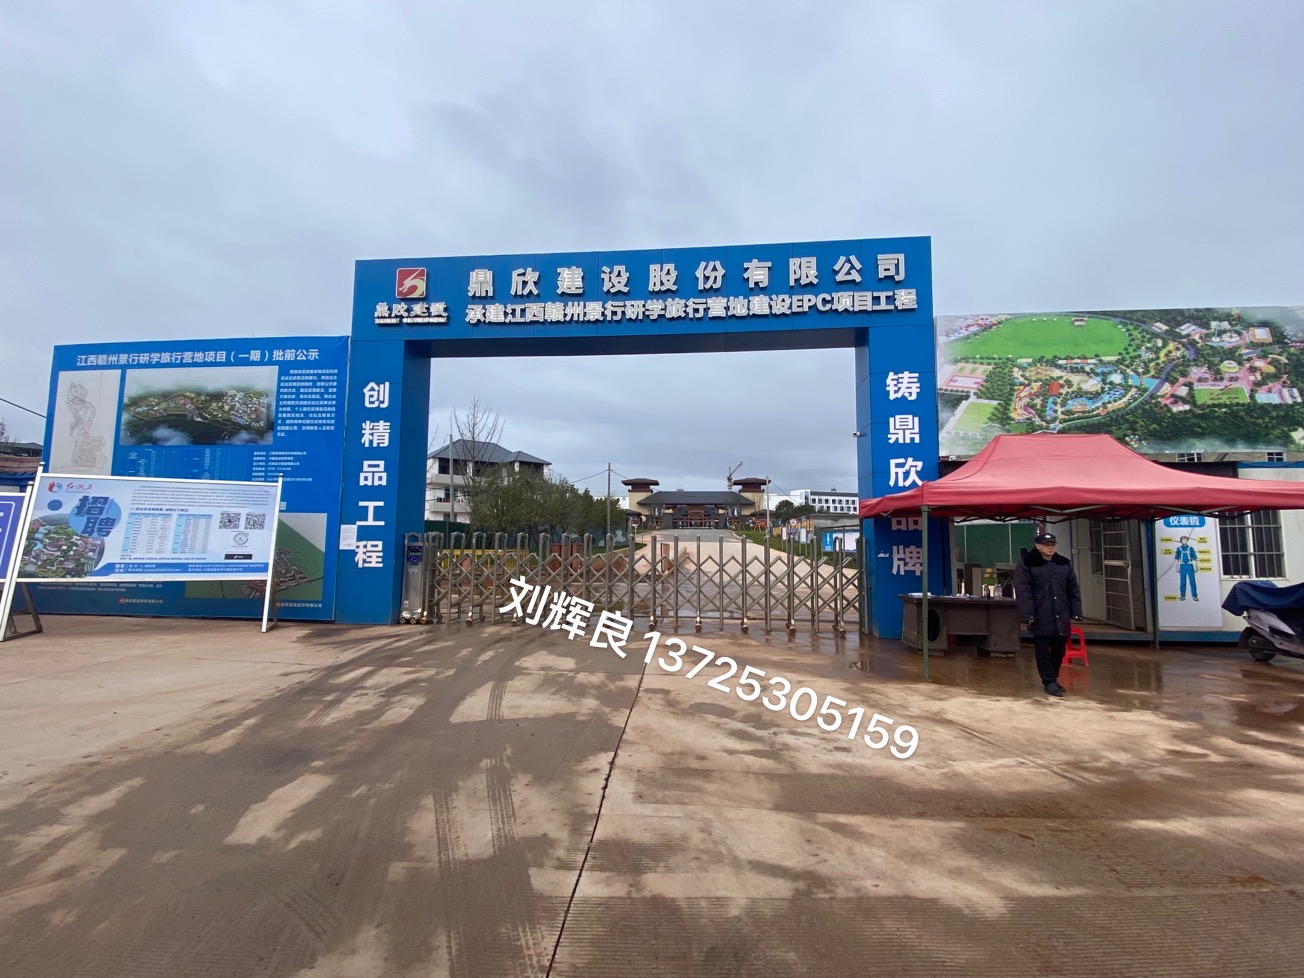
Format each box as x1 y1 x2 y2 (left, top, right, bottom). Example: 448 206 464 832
425 439 550 521
0 441 42 492
800 489 859 515
623 476 771 529
621 477 863 529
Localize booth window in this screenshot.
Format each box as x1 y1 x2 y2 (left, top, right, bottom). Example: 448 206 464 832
1220 510 1284 578
1087 521 1104 575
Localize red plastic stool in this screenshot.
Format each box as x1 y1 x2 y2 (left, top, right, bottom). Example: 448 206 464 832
1064 626 1088 667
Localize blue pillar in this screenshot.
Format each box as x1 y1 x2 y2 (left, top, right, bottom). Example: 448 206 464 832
334 339 430 624
855 320 944 638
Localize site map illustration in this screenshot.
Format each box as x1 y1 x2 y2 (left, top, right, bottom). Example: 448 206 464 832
936 306 1304 455
20 515 105 578
119 386 273 446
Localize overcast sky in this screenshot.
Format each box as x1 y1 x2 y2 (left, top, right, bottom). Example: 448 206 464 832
3 1 1302 498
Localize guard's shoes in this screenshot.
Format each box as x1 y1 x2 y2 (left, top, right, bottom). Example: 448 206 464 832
1044 682 1065 697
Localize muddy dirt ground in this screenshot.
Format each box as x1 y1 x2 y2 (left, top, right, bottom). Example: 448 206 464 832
0 616 1302 977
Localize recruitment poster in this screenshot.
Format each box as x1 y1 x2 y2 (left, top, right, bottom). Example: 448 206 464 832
1155 515 1222 628
18 476 280 582
34 336 347 620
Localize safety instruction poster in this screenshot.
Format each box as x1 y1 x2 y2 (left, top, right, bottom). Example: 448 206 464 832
1155 515 1222 628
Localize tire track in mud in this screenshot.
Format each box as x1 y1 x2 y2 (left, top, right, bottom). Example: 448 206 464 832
301 664 384 729
0 625 641 978
433 637 552 978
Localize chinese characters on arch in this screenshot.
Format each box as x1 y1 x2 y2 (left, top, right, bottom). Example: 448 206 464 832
877 368 931 588
374 252 918 327
351 380 394 570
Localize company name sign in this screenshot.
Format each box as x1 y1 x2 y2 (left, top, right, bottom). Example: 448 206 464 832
358 239 931 340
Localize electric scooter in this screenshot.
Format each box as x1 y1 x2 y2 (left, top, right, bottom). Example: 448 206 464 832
1221 579 1304 663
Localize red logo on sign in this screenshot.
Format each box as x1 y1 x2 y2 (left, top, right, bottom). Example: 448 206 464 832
396 268 427 299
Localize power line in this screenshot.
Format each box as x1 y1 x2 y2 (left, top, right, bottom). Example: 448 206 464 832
0 396 45 419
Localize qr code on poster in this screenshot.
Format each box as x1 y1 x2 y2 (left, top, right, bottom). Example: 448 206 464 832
218 512 241 530
244 513 267 531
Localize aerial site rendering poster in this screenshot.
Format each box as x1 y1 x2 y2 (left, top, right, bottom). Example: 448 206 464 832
118 366 276 446
36 336 347 621
935 306 1304 456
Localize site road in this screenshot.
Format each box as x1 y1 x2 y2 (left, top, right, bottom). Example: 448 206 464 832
1 616 1303 977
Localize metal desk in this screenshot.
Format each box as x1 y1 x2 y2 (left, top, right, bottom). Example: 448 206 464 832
899 594 1022 654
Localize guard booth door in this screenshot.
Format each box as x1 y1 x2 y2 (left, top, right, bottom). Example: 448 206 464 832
1089 520 1149 630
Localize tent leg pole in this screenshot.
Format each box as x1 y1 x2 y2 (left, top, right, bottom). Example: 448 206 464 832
1149 521 1160 651
921 505 929 682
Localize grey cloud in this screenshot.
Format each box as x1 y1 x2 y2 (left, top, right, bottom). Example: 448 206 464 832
2 0 1301 497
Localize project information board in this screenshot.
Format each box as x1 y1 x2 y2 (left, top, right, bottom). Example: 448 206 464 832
35 336 347 619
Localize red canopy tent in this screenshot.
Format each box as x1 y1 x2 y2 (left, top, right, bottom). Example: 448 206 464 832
861 433 1304 521
859 433 1304 669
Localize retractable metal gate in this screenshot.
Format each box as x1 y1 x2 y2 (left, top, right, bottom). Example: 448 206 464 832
406 531 863 634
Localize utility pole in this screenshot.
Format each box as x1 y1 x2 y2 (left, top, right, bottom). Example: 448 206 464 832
606 461 612 544
447 414 455 529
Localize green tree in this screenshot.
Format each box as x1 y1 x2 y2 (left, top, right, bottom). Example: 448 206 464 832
773 500 816 521
471 466 539 535
472 468 630 540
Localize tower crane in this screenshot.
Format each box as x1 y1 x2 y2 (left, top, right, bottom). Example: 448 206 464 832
726 461 743 491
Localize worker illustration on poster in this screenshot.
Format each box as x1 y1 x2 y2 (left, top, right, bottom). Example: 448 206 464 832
1174 535 1199 601
1156 516 1222 628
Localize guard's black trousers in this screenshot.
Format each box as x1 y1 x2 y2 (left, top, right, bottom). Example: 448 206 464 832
1034 634 1068 685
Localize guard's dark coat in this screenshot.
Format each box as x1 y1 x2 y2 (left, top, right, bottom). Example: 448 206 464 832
1014 549 1083 636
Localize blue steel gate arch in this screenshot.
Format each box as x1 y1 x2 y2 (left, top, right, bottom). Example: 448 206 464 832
334 237 943 639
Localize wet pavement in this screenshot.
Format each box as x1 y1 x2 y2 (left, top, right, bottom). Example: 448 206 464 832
0 616 1302 976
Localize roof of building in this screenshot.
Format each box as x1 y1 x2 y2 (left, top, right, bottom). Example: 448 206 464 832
640 490 752 506
622 477 660 487
2 441 42 457
0 454 41 481
428 439 549 466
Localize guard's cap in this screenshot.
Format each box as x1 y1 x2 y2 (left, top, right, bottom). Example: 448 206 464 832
1034 532 1057 544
